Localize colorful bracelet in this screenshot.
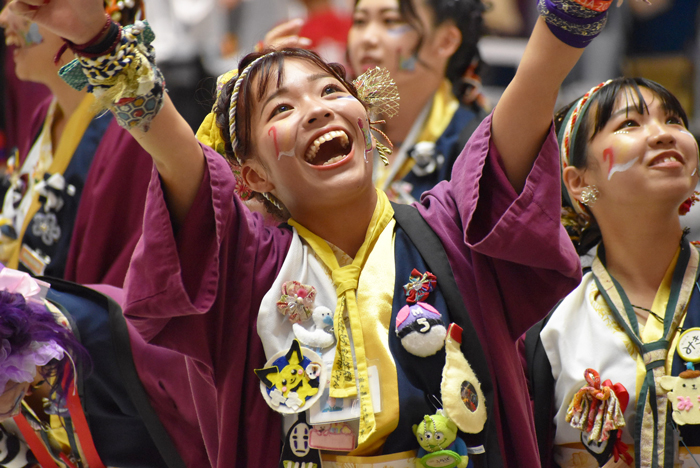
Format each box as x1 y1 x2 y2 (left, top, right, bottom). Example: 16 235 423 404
58 21 165 132
538 0 612 48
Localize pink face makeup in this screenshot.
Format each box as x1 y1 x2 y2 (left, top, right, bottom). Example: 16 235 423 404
268 126 295 160
604 146 637 180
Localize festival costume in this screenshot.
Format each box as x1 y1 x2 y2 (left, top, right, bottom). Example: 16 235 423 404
375 80 487 204
123 113 581 467
0 94 152 286
0 272 209 468
535 243 700 467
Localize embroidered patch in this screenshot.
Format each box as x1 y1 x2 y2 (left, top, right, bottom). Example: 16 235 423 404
255 340 325 413
277 281 317 324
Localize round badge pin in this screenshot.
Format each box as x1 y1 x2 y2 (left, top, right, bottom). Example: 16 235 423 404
256 341 326 414
677 328 700 363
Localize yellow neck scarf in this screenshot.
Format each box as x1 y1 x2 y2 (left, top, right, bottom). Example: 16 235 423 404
5 94 96 270
288 189 394 446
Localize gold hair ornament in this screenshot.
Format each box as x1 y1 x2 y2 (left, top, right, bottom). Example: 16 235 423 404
352 67 400 166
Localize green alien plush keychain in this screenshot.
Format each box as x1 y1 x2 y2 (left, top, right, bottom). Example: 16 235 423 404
413 410 472 468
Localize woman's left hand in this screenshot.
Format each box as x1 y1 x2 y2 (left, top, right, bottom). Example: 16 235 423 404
8 0 106 44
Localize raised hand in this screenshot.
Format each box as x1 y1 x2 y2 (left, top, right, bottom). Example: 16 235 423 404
8 0 106 44
261 18 312 50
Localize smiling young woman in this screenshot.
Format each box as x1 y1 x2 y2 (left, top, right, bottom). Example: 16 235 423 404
526 77 700 467
347 0 488 203
7 0 613 464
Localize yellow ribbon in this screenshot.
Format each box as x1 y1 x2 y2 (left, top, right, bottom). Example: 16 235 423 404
196 70 237 157
376 79 459 187
289 189 394 446
5 95 97 270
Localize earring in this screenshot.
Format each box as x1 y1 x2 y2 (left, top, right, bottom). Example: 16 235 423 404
580 185 599 207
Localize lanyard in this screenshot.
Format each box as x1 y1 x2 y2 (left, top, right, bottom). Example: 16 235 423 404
592 238 699 468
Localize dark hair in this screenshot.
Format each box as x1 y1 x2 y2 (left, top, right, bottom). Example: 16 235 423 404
0 290 90 402
213 48 364 218
356 0 485 99
555 77 688 254
556 77 688 170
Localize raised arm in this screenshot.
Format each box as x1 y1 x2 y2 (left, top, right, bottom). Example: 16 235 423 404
492 0 615 192
492 19 583 192
10 0 204 225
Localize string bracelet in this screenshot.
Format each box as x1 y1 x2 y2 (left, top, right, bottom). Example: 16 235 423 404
58 21 165 132
537 0 612 48
54 14 120 65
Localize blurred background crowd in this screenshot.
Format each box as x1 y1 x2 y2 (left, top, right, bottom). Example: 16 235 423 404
3 0 700 227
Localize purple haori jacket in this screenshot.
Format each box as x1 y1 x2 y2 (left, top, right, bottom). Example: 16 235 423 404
123 113 581 467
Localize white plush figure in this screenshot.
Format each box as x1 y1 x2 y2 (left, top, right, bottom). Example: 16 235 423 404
0 425 35 468
292 306 335 349
659 370 700 425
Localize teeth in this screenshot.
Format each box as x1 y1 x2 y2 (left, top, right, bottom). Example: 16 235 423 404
323 155 345 166
305 130 350 162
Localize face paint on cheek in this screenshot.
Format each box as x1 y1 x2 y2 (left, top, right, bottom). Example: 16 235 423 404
604 146 637 180
398 48 417 71
23 23 43 46
358 118 372 163
387 24 412 36
268 126 295 160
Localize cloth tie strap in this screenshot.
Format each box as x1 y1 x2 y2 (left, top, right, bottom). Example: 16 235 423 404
289 189 395 445
592 238 699 468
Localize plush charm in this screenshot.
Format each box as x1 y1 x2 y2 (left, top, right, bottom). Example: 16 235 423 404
441 324 487 434
292 306 335 349
0 425 37 468
395 302 446 357
565 369 631 466
280 413 322 468
276 281 317 324
413 410 470 468
566 369 627 441
255 340 324 413
660 369 700 426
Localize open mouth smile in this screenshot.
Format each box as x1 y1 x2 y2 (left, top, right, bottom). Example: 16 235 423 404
304 130 353 167
649 151 685 167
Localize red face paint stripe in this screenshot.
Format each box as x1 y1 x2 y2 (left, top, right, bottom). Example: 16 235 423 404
603 147 615 176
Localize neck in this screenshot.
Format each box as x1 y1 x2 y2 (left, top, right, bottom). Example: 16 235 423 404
45 73 87 145
598 207 685 309
384 74 442 155
292 189 378 258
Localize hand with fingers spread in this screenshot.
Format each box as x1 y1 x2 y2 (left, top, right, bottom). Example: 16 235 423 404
8 0 106 44
260 18 312 51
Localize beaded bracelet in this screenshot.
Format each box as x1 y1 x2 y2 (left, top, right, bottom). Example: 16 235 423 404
58 21 165 132
538 0 612 48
